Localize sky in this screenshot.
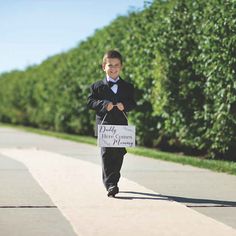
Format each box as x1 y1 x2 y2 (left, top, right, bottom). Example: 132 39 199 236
0 0 147 74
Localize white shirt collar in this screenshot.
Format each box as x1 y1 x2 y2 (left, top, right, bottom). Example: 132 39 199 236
107 76 120 83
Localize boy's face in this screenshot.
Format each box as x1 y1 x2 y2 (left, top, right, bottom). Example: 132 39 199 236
102 58 122 80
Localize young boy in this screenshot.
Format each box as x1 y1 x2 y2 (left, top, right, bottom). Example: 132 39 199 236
87 50 136 197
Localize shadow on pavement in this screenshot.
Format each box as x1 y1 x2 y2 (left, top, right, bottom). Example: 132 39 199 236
117 191 236 207
116 191 170 201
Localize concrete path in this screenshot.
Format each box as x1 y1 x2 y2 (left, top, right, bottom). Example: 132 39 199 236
0 127 236 235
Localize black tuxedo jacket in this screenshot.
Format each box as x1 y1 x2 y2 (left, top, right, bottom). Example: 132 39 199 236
87 77 136 136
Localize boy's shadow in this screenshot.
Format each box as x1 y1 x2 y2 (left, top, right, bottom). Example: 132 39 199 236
116 191 167 201
116 191 236 207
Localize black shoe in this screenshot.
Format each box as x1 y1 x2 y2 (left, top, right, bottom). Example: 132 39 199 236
107 186 119 197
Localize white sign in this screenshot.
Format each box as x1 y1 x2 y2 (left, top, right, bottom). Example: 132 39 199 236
98 125 135 147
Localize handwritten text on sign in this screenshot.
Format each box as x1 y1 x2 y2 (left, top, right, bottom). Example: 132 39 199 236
98 125 135 147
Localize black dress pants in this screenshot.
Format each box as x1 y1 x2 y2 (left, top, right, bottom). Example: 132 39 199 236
101 147 127 190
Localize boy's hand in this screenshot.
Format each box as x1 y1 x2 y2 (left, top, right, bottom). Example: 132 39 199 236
116 103 124 111
106 102 114 111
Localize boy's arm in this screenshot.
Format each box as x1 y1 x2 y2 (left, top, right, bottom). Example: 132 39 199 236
87 85 110 114
122 84 136 112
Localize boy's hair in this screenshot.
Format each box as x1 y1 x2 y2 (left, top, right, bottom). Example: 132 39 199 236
102 50 123 65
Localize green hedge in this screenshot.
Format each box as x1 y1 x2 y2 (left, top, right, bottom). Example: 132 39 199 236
156 0 236 159
0 0 235 160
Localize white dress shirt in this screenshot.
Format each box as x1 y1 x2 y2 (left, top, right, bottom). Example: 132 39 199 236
107 76 119 94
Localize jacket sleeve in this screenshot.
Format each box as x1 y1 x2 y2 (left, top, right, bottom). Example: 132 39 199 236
87 84 110 115
123 83 136 112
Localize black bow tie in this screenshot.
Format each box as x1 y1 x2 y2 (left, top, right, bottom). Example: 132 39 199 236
108 81 118 88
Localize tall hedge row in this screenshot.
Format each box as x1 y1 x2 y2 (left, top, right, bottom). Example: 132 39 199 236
156 0 236 159
0 0 235 160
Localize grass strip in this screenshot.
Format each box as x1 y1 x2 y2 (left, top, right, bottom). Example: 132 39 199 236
127 147 236 175
1 123 236 175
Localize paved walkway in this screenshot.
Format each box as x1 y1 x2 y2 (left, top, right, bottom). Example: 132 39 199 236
0 127 236 235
